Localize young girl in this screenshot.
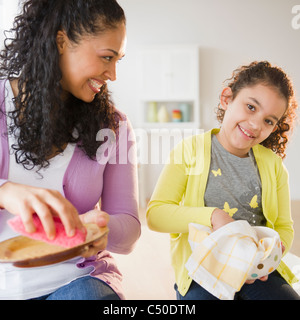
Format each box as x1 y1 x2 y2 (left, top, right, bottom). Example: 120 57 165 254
0 0 140 300
147 61 299 300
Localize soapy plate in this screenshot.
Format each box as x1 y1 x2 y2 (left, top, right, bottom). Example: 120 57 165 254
0 224 108 268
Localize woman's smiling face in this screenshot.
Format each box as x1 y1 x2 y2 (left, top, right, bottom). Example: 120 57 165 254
216 84 287 157
57 23 126 102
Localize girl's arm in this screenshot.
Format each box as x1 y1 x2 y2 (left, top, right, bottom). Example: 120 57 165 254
147 138 218 234
273 161 294 255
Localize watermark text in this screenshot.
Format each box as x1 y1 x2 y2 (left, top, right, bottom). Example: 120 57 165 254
292 5 300 29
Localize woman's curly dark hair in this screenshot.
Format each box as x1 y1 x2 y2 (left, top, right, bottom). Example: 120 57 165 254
0 0 126 170
216 61 298 159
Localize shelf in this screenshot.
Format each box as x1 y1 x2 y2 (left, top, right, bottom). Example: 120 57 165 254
136 122 201 130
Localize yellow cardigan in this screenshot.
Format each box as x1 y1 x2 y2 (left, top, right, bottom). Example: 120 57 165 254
147 129 298 296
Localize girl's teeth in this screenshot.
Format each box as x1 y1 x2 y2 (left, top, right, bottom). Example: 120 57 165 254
240 126 253 138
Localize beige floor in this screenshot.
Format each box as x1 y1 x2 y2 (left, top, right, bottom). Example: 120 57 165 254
290 201 300 256
112 212 176 300
113 201 300 300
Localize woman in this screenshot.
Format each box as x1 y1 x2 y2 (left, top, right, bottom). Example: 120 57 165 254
0 0 140 300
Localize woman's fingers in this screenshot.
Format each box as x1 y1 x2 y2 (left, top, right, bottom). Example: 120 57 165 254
43 190 83 237
31 199 57 239
0 182 83 240
80 209 109 227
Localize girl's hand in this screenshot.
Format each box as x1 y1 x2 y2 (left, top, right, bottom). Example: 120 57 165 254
211 208 235 231
79 209 110 257
0 182 83 240
245 275 268 285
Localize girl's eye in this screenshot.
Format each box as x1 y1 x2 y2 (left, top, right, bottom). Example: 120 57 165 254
247 104 255 111
265 119 274 126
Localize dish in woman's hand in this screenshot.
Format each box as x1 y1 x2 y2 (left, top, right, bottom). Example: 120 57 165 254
0 224 108 268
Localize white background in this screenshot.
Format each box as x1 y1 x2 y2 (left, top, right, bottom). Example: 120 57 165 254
1 0 299 200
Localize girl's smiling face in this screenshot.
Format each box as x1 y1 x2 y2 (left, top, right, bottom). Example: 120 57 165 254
216 84 287 157
57 23 126 102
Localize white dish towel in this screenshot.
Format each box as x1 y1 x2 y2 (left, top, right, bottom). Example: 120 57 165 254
185 220 281 300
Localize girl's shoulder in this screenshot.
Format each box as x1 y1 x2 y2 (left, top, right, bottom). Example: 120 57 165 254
254 143 283 162
253 144 287 176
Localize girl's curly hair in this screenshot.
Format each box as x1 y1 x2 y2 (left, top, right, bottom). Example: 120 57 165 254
0 0 126 170
216 61 298 159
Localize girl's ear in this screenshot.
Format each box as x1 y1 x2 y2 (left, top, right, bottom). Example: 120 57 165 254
56 30 68 54
272 124 278 133
220 87 233 110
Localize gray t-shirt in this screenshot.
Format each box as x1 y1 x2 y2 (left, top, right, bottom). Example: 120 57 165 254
204 135 266 226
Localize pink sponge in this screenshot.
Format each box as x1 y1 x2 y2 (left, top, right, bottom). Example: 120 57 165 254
8 214 87 248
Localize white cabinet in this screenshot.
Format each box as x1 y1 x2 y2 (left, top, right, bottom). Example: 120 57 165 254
136 45 201 129
136 45 201 207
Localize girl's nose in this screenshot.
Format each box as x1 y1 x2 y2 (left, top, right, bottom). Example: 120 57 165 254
248 116 261 131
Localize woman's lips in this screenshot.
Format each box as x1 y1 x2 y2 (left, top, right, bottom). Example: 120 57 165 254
238 125 255 139
88 79 105 94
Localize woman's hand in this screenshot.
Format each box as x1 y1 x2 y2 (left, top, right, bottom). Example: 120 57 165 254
0 181 84 240
79 208 110 257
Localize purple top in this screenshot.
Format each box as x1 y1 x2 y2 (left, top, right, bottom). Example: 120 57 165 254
0 80 141 299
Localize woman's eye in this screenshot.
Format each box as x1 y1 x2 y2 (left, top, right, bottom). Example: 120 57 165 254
103 56 113 61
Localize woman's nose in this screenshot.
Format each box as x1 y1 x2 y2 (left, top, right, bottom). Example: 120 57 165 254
104 63 117 82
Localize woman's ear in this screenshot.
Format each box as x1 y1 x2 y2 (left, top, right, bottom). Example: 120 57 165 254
220 87 233 110
56 30 68 54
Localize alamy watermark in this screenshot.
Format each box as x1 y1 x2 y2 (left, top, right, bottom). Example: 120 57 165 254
292 5 300 29
96 121 205 175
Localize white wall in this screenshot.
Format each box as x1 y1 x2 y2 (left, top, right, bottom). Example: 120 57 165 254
0 0 20 47
1 0 299 200
112 0 300 200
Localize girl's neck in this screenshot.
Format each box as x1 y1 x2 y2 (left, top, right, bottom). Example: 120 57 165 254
215 131 250 158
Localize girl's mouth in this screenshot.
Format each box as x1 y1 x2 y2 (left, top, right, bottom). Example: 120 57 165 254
238 125 255 139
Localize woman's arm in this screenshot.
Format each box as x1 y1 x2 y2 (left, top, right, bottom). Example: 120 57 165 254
100 119 141 254
0 180 8 188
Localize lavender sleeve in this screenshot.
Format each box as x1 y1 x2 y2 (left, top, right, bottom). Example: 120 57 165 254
0 180 8 209
0 81 9 191
101 119 141 254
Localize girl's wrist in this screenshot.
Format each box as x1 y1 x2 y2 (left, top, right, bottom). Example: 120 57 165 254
211 208 234 231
